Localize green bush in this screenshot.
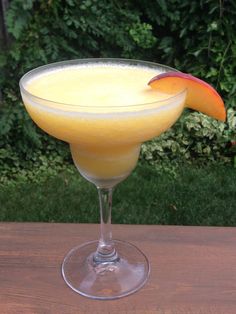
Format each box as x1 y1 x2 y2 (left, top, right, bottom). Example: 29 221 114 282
141 108 236 164
0 0 236 183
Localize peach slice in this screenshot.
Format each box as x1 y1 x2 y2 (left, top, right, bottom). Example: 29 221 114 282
148 72 226 122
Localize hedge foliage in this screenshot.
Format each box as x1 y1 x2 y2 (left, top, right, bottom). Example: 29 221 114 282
0 0 236 182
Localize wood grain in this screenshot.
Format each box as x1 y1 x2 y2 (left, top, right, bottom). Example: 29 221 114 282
0 223 236 313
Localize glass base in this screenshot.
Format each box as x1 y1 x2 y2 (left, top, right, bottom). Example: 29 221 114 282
62 240 150 300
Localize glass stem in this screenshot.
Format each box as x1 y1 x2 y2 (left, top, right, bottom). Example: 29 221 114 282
93 187 118 263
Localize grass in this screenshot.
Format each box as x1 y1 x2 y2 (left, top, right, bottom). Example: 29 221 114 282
0 163 236 226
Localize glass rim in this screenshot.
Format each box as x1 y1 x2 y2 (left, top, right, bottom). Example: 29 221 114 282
19 58 187 109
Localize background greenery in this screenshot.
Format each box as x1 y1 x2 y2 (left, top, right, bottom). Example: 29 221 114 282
0 9 235 310
1 164 236 226
0 1 236 187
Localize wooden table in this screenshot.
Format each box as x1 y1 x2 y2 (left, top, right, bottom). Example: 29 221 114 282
1 223 236 313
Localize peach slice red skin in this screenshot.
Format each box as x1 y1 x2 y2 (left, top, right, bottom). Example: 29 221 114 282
148 72 226 122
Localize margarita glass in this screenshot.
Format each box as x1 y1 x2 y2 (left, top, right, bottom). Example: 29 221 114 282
20 58 186 299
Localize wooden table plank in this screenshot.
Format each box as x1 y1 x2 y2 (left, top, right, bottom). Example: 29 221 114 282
0 223 236 313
